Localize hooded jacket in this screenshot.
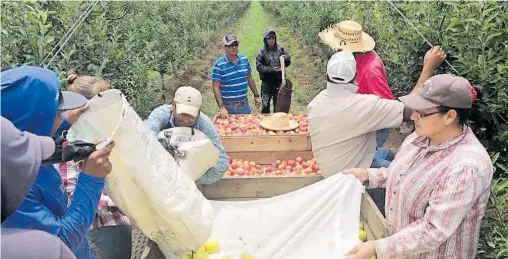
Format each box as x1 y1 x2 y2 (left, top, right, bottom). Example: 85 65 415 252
1 66 104 259
256 30 291 84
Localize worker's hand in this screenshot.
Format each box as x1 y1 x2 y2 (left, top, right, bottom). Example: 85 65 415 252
82 141 115 179
64 103 89 124
220 106 229 119
254 96 262 109
423 46 447 72
342 168 369 183
347 241 376 259
273 67 282 72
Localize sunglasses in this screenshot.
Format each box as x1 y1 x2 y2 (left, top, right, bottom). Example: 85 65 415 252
226 43 239 48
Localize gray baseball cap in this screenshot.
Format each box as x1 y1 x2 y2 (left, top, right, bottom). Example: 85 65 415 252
1 116 55 222
399 74 473 110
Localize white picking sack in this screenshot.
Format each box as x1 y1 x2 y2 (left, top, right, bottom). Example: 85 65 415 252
207 173 364 259
66 89 213 254
157 127 219 181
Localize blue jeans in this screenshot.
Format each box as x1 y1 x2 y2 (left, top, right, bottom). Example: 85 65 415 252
367 148 395 217
376 128 390 148
87 226 132 259
371 147 395 168
224 99 251 114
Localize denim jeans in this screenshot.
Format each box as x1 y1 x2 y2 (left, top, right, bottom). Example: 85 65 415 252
87 226 132 259
367 148 395 217
224 99 251 114
376 128 390 148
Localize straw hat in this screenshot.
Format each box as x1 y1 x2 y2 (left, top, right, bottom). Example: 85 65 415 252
260 113 299 131
318 20 375 53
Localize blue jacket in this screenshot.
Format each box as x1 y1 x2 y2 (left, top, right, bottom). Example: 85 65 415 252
1 66 104 259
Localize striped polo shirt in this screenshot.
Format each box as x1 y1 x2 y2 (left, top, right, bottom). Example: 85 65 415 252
211 53 252 102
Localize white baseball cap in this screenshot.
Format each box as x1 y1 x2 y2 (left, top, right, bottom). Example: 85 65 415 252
174 86 202 117
327 51 356 84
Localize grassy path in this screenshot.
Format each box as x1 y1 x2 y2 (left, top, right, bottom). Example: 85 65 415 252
165 1 326 116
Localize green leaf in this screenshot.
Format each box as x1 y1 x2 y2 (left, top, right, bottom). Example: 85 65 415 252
40 11 48 23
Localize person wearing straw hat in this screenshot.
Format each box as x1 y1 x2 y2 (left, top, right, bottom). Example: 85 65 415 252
211 34 262 119
344 75 491 259
259 112 299 132
308 47 447 213
318 20 395 149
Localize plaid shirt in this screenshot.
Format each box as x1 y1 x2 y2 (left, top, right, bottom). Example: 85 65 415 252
367 127 493 259
57 162 131 229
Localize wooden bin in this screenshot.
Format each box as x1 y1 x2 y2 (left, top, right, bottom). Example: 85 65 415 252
140 177 388 259
213 114 312 153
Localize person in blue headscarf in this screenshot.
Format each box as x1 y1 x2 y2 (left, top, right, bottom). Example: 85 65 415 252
1 65 115 259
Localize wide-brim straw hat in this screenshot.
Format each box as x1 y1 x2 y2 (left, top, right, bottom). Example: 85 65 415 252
260 112 299 131
318 20 375 53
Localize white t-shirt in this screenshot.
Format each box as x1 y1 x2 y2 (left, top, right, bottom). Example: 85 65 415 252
307 82 404 177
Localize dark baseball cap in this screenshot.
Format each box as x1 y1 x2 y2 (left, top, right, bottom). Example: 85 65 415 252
1 116 55 222
399 74 473 110
223 34 239 46
58 90 88 111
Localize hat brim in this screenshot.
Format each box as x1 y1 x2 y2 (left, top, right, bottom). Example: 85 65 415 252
259 119 299 131
175 103 200 117
224 40 239 46
58 91 88 111
318 29 375 53
398 93 440 110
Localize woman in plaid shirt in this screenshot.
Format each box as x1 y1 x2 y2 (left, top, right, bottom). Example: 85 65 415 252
56 74 131 259
345 74 493 259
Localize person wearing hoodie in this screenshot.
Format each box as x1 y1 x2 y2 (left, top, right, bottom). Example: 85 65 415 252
1 65 115 259
256 29 291 114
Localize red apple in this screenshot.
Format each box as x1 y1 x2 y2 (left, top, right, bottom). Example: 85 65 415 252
296 157 303 163
302 162 309 169
287 160 296 167
276 160 282 165
231 163 239 169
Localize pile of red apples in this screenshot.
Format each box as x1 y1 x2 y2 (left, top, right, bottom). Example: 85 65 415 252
224 156 321 177
214 114 309 136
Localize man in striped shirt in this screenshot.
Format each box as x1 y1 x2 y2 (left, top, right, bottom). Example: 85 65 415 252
212 34 261 119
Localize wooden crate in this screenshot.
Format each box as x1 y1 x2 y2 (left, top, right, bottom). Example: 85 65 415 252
228 150 313 165
140 177 388 259
213 115 312 153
